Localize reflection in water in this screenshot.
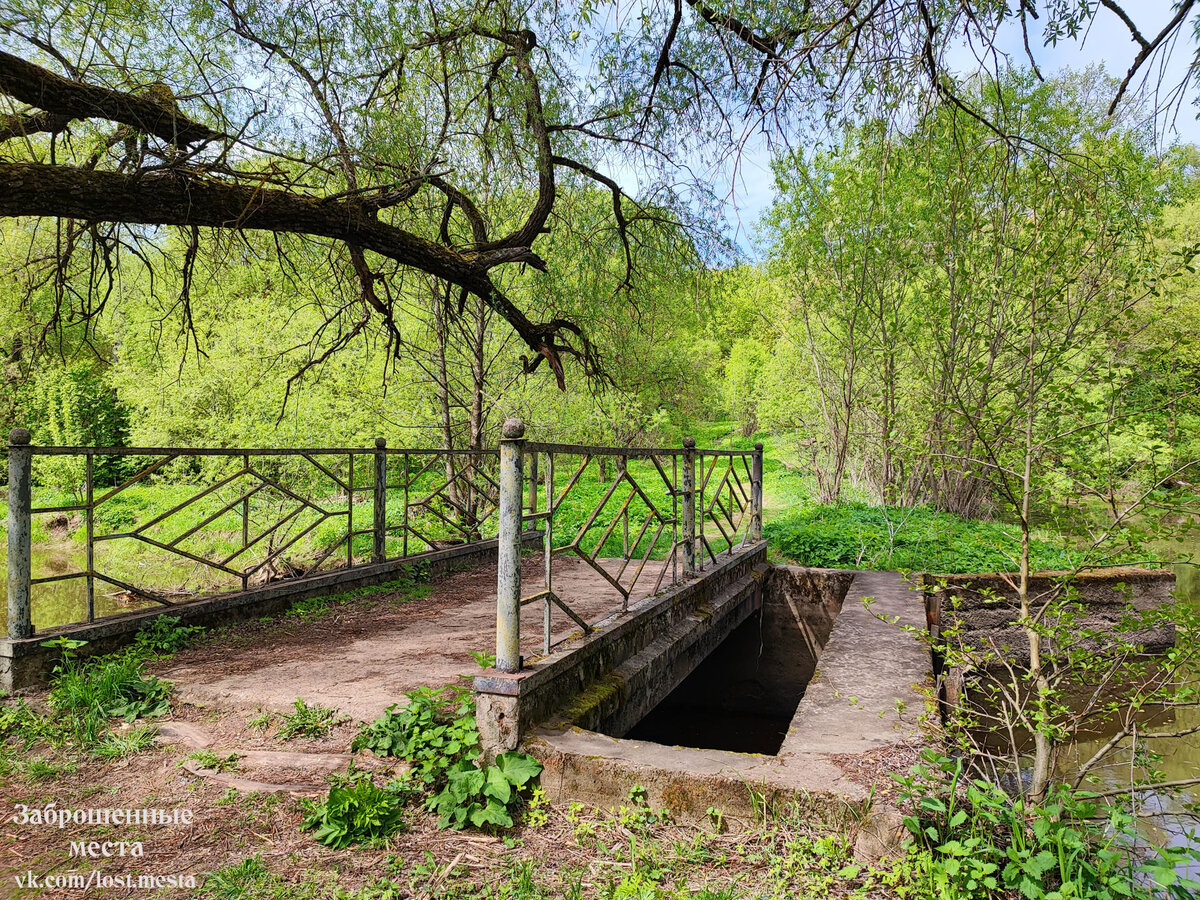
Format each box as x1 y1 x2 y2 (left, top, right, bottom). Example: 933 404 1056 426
0 543 164 633
1062 560 1200 876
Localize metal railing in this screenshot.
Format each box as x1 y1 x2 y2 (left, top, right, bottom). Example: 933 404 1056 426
493 421 764 670
4 428 499 637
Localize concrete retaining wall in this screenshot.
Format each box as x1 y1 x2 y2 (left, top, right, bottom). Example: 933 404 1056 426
474 543 768 753
921 567 1177 707
1 532 541 691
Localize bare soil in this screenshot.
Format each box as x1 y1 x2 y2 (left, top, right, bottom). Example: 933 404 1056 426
156 553 665 723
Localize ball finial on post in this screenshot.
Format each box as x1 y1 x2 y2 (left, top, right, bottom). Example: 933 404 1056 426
9 428 30 446
501 418 525 440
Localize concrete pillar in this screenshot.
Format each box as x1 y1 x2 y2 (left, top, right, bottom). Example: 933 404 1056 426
496 418 525 673
7 428 32 640
372 437 387 563
751 442 764 541
682 437 696 578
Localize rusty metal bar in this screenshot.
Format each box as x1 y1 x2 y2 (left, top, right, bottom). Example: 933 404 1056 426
751 442 763 541
93 454 178 506
623 520 666 605
171 483 266 549
131 467 251 536
373 438 387 563
543 451 553 656
682 438 695 578
671 455 678 587
29 503 89 514
85 452 94 623
242 453 250 591
525 441 683 457
30 571 86 586
300 452 350 492
347 452 355 569
550 453 594 513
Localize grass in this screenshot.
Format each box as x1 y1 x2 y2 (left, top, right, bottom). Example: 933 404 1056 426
185 749 241 772
762 501 1136 574
278 698 342 740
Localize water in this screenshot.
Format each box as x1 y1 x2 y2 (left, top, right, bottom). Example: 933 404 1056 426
0 543 178 634
1063 559 1200 874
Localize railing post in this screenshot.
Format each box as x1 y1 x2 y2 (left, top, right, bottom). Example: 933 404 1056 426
527 451 538 514
373 438 387 563
7 428 33 640
751 442 764 541
682 436 696 578
496 418 525 673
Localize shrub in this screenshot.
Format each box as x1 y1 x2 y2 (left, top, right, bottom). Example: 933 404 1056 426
891 750 1200 900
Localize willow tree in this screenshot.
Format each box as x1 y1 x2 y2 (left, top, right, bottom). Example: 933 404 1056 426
0 0 1194 383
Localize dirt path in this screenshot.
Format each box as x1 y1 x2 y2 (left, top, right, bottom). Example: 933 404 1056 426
158 553 665 723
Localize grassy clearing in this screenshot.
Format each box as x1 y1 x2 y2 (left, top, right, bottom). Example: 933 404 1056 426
763 503 1091 574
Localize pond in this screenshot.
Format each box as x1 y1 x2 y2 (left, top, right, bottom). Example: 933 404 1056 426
1059 560 1200 876
0 542 173 634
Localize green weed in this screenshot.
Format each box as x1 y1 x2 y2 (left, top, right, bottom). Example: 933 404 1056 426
134 614 204 655
92 725 158 759
302 771 407 849
45 639 172 745
278 698 341 740
352 686 479 785
186 749 241 772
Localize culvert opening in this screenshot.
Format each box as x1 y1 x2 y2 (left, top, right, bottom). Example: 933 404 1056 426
621 568 851 755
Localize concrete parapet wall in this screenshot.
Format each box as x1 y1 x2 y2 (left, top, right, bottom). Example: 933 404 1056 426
1 532 542 692
920 568 1177 709
474 543 768 752
922 568 1177 662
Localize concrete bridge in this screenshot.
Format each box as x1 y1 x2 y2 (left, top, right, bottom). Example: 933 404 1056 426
3 422 932 834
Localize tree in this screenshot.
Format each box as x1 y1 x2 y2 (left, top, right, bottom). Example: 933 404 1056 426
1 0 1195 384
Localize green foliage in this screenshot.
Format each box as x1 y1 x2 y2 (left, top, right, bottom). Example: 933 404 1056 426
351 687 541 833
91 724 159 759
200 856 297 899
133 615 204 655
277 698 341 740
765 502 1089 573
45 639 172 745
352 686 479 785
302 772 407 849
186 749 241 772
430 751 543 830
890 750 1197 900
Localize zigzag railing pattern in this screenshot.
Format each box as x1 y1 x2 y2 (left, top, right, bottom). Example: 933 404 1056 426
18 442 498 631
515 439 762 658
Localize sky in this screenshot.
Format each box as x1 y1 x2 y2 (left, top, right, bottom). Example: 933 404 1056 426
719 1 1200 253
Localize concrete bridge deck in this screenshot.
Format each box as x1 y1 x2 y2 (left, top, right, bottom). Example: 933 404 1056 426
528 569 931 821
158 554 930 833
159 554 663 723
